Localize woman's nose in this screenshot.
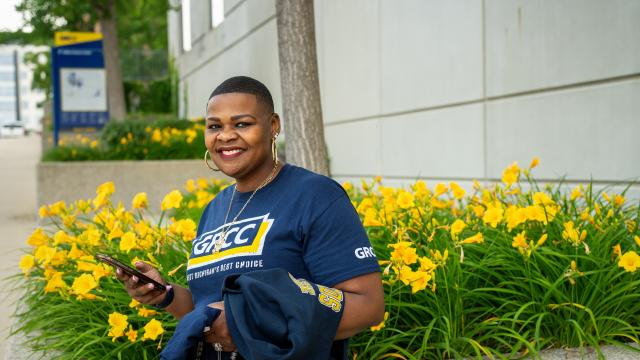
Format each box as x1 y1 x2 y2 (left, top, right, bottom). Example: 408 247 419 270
216 126 237 141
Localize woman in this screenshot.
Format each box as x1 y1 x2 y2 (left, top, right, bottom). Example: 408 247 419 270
118 76 385 359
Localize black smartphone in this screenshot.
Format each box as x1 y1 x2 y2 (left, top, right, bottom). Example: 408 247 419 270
96 254 167 291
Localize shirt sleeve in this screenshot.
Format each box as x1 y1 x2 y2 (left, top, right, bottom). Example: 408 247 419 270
303 192 381 287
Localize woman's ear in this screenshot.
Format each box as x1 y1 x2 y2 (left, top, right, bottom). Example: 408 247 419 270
271 113 281 137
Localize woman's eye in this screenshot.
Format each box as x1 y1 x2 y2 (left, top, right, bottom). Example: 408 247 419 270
236 122 251 128
207 124 221 130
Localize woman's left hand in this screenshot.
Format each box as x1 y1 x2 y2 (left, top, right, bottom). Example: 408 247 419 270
204 301 237 352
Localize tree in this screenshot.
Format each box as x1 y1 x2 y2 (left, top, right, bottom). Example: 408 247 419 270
15 0 169 121
276 0 330 176
94 0 126 120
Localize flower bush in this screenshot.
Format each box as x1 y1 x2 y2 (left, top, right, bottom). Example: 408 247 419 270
12 160 640 359
42 118 205 162
349 160 640 359
13 178 225 358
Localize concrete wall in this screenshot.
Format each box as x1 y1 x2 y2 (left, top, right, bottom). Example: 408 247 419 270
169 0 640 196
170 0 282 118
38 160 228 212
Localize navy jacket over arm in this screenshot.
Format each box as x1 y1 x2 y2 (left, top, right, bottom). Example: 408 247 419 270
223 268 345 360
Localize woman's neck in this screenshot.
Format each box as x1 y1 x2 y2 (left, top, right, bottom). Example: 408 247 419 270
235 161 282 193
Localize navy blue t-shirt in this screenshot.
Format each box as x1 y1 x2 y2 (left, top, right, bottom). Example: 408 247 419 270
187 164 380 307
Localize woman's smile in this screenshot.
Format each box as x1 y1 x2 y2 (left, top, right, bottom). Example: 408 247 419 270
217 146 245 159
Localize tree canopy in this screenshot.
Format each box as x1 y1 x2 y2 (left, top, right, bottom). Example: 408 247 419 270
14 0 169 49
10 0 171 115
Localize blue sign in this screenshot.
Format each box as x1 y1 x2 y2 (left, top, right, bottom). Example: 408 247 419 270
51 34 109 145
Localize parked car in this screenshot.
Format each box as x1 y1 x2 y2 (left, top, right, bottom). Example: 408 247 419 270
0 122 26 137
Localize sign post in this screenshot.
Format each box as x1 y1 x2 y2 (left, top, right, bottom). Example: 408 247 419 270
51 31 109 145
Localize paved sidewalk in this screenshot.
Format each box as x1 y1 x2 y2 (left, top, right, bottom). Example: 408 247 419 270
0 135 40 359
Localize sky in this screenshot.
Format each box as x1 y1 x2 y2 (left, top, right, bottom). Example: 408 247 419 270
0 0 24 32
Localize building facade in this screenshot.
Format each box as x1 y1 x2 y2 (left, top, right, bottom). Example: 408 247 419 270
0 45 47 132
168 0 640 197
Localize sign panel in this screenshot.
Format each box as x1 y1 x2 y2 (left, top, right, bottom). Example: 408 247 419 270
60 68 107 111
51 32 109 144
54 31 104 47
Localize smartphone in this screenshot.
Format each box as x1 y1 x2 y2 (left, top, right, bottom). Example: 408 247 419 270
96 254 167 291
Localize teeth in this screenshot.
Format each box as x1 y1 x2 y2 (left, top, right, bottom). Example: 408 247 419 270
222 149 242 155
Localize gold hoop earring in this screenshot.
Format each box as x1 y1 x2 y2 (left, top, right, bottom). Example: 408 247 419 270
204 150 220 171
271 137 278 166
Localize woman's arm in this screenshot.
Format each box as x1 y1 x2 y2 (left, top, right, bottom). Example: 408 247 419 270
203 272 384 350
162 284 195 319
117 261 195 319
332 272 385 340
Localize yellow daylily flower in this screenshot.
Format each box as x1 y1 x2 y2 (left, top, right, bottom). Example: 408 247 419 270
108 312 129 341
138 308 158 318
389 242 418 265
449 182 466 200
120 232 138 252
512 231 528 249
161 190 183 211
71 274 98 300
142 319 165 341
482 205 503 228
132 192 148 210
370 311 389 331
19 254 36 275
501 162 520 186
44 271 67 293
619 251 640 272
126 327 138 343
27 228 49 247
450 219 466 238
461 233 484 245
396 191 415 209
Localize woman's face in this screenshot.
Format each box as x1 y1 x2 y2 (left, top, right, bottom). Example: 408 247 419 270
205 92 280 182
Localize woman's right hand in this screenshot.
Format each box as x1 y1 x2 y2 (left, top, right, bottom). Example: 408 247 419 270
115 261 168 306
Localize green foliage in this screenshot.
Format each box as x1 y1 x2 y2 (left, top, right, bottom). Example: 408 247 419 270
0 30 39 45
124 78 173 114
15 0 170 100
346 173 640 359
12 179 222 358
42 118 205 161
13 164 640 358
22 50 51 100
15 0 169 49
42 144 104 161
15 0 96 43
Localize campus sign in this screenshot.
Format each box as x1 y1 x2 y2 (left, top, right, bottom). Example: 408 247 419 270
51 31 108 144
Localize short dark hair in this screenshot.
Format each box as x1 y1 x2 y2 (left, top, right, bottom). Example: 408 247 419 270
208 76 274 113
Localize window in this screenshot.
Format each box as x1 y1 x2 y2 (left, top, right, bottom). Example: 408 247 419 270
211 0 224 28
182 0 192 52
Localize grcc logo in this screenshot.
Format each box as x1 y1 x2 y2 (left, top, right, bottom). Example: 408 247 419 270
354 246 376 259
194 221 262 256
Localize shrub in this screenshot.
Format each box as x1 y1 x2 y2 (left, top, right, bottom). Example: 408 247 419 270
12 179 226 358
12 160 640 359
124 79 173 114
43 118 205 162
348 161 640 359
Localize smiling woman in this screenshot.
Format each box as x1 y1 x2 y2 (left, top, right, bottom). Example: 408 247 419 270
116 76 385 359
204 81 279 191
